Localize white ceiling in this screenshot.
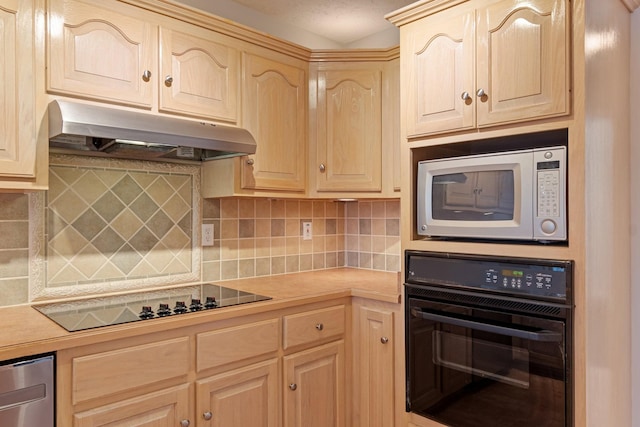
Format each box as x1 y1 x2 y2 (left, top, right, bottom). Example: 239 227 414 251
173 0 416 49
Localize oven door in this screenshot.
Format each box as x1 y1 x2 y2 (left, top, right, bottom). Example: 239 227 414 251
407 297 569 427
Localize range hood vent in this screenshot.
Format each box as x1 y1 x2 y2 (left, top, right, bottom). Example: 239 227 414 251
48 100 256 161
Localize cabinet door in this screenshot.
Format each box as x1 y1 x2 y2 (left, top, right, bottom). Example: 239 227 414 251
73 384 190 427
476 0 569 126
241 53 306 192
0 0 35 178
316 68 382 192
402 6 475 137
283 340 345 427
47 0 154 108
159 26 238 122
196 359 279 427
357 306 394 427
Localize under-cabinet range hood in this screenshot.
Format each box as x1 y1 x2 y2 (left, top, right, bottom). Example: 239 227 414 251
48 99 256 161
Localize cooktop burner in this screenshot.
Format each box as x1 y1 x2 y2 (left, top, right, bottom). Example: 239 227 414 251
34 284 271 332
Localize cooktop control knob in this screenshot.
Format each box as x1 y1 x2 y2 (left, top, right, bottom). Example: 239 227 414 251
139 306 155 319
204 296 218 309
157 303 172 317
189 298 203 312
174 301 188 314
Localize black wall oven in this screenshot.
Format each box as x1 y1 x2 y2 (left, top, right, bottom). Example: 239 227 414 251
405 251 573 427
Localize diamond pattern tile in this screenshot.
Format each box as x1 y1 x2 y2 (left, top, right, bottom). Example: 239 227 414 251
46 162 195 287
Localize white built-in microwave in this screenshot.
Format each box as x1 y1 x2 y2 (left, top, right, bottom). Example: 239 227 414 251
417 146 567 242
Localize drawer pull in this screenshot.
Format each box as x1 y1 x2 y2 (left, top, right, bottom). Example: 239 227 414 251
203 411 213 421
315 323 324 331
180 420 190 427
289 383 297 391
381 337 389 344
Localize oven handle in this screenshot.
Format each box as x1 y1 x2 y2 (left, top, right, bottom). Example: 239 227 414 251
411 308 563 342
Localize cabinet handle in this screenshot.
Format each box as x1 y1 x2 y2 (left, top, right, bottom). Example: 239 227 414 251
319 163 326 173
165 75 174 87
460 91 471 101
142 70 152 82
476 88 486 98
246 158 254 165
202 411 213 421
381 337 389 344
180 420 190 427
289 383 297 390
315 323 324 331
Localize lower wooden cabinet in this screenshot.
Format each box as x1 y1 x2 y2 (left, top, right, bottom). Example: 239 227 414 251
196 359 279 427
283 340 346 427
56 298 403 427
73 384 190 427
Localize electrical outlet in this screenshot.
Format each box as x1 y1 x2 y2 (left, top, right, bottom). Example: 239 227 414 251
302 222 312 240
202 224 214 246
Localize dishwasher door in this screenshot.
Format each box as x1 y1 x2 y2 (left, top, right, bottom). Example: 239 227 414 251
0 354 54 427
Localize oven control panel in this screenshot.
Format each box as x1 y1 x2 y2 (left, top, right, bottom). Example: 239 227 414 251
405 251 572 301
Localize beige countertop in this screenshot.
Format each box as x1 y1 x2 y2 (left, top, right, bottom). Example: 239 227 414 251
0 268 400 361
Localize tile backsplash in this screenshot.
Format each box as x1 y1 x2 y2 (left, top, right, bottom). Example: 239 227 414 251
0 156 400 307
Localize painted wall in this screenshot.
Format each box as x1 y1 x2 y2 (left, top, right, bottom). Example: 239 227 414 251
631 8 639 427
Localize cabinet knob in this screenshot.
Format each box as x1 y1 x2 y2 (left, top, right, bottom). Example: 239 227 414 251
460 91 471 101
246 158 254 165
319 163 326 173
315 323 324 331
142 70 152 82
180 420 190 427
202 411 213 421
289 383 297 391
165 75 174 87
381 337 389 344
476 88 487 98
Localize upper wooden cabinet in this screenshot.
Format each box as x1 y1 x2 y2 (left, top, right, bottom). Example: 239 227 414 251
159 26 238 122
396 0 569 138
47 0 239 123
241 53 307 192
47 0 155 108
313 64 383 193
0 0 36 179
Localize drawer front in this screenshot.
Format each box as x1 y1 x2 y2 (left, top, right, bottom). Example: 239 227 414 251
72 336 190 405
283 305 345 350
197 318 279 372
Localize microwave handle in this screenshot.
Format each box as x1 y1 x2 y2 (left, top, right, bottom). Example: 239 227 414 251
410 308 563 342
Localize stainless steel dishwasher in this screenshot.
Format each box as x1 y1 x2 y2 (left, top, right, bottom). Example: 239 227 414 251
0 353 54 427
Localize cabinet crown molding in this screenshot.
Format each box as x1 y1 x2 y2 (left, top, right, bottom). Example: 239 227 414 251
621 0 640 12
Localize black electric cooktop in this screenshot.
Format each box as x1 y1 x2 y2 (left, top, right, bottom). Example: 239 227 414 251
34 283 271 332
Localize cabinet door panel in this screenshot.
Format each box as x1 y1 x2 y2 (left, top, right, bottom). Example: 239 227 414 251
159 27 238 122
73 384 190 427
316 68 382 192
242 53 306 191
0 0 35 178
403 7 475 137
283 340 345 427
358 306 394 427
47 0 154 107
476 0 568 125
196 359 279 427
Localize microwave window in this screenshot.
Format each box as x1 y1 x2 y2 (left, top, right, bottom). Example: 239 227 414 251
432 171 515 220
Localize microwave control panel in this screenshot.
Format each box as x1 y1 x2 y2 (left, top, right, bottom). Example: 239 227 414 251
533 146 566 240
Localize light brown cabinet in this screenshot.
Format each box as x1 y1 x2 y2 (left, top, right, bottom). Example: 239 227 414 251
313 63 383 193
201 51 308 198
196 359 279 427
47 0 239 123
397 0 569 137
283 340 346 427
0 0 36 180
